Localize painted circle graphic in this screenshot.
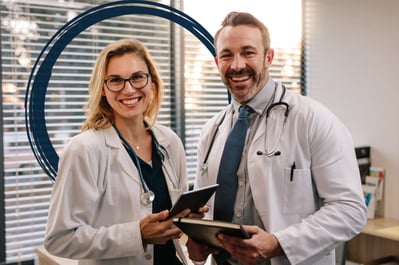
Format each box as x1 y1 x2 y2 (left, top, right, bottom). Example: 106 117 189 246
25 0 215 180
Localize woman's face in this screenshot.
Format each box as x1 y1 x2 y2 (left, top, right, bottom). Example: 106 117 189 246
102 52 154 124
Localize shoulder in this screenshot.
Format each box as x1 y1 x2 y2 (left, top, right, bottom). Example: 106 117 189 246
286 91 337 121
203 106 230 130
152 124 179 140
66 128 104 145
62 127 116 153
285 91 351 138
152 124 183 148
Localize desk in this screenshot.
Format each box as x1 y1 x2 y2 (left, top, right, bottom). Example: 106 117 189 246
347 218 399 264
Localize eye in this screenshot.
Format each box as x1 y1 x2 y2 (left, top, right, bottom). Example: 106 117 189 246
108 77 123 84
219 53 232 61
243 50 256 57
130 73 146 82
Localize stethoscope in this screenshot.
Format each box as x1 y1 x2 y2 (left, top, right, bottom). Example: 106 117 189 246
201 82 290 175
113 125 177 206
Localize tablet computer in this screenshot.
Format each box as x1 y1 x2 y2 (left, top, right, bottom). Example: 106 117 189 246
167 184 219 218
173 217 250 248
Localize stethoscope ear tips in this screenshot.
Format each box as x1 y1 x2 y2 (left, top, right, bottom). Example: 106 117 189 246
256 150 281 156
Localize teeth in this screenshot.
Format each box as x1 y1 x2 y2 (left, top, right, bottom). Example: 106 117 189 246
122 98 139 105
231 75 250 82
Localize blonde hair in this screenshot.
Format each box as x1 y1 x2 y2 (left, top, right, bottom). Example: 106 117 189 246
81 38 163 131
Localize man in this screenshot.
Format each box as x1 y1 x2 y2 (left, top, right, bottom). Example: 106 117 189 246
186 11 367 265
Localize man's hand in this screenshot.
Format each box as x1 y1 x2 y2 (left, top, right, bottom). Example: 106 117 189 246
217 225 283 265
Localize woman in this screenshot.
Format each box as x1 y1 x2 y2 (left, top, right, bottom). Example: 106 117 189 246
44 39 190 265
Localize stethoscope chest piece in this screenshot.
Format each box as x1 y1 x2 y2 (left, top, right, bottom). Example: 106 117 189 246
141 190 155 206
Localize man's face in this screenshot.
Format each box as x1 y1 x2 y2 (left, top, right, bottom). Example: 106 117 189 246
216 25 273 104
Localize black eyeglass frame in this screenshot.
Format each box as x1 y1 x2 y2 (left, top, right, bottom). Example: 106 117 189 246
104 73 150 92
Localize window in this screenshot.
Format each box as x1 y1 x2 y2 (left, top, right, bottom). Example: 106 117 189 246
1 0 302 263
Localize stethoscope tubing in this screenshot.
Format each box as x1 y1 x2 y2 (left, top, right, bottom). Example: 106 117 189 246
201 83 289 173
113 125 179 205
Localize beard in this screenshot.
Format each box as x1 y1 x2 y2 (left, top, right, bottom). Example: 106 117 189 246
223 67 268 103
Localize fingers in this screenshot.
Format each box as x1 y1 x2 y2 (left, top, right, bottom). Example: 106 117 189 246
241 224 258 234
167 205 210 219
187 212 204 219
216 228 280 265
142 224 182 245
198 205 209 214
186 238 213 262
186 205 209 219
140 212 184 245
217 236 260 265
173 208 191 219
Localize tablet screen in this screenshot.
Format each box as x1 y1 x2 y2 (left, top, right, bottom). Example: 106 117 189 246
168 184 219 218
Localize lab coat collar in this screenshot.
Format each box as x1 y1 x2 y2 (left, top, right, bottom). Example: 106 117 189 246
102 124 170 149
102 126 143 185
231 78 277 116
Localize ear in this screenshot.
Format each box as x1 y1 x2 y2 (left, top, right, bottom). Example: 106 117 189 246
214 57 218 66
265 48 274 67
101 89 106 96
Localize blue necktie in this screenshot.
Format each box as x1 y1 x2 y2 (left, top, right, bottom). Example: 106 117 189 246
214 105 252 222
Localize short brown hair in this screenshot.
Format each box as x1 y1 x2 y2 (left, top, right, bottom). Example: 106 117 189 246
214 11 271 54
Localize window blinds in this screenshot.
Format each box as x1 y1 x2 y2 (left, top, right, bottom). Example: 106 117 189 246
0 0 302 262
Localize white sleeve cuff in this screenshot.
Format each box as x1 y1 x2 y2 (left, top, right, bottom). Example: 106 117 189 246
191 260 207 265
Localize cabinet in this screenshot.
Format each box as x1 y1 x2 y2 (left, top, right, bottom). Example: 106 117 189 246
347 218 399 264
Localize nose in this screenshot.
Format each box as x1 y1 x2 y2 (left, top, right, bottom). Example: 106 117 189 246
122 79 136 91
231 55 246 71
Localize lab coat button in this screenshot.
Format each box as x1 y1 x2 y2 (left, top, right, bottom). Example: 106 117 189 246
236 212 242 218
238 181 244 186
145 254 152 260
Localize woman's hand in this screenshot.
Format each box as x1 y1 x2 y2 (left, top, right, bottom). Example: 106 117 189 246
187 205 209 219
140 210 189 245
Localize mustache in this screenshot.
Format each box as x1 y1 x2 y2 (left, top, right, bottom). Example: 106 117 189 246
227 68 255 78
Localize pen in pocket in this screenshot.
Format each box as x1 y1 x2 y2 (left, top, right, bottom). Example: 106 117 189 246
290 161 296 182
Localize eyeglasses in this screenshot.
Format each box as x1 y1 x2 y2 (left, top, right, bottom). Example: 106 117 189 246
104 73 150 92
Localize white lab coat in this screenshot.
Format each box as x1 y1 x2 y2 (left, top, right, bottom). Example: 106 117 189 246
44 125 188 265
195 82 367 265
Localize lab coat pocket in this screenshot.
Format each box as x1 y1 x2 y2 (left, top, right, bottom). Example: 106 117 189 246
169 187 183 205
282 168 316 214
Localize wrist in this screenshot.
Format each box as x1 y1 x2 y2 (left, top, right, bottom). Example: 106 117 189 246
270 234 284 257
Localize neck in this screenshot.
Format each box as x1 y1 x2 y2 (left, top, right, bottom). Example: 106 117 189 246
113 122 149 151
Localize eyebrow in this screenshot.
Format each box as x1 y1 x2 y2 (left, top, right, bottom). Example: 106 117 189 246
105 71 147 78
218 44 257 53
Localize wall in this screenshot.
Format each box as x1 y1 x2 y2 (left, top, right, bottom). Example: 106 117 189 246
305 0 399 219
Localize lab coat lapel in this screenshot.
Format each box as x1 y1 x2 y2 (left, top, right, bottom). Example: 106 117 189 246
103 127 142 185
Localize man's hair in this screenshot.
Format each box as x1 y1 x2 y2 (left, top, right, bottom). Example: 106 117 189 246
214 11 271 53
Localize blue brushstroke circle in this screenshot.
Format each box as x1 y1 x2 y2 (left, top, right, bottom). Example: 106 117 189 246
25 0 216 180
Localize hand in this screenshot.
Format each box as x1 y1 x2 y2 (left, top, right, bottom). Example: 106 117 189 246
187 205 209 219
171 208 191 219
167 205 209 219
217 225 283 265
186 238 219 262
140 210 186 245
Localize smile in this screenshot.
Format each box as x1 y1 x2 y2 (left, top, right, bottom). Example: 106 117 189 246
121 97 141 105
230 75 251 82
